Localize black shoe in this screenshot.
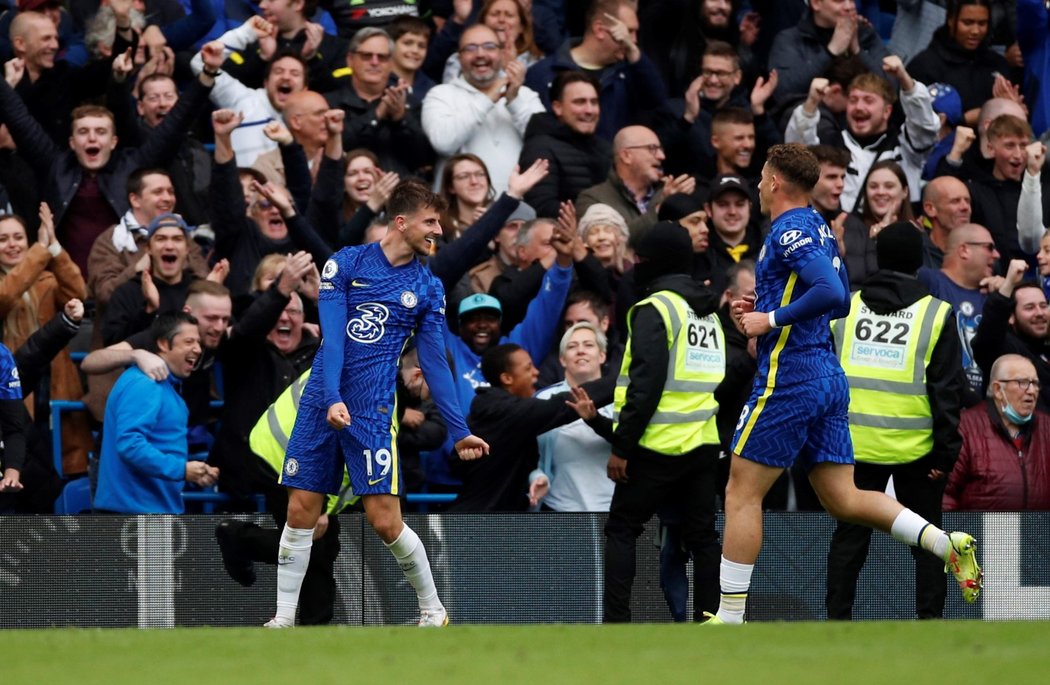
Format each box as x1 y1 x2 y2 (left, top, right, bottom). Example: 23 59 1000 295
215 520 256 587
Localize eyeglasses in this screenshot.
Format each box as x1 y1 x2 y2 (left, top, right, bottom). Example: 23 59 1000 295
459 42 501 54
965 241 996 251
997 378 1041 391
353 50 391 63
624 143 663 154
253 199 274 211
701 68 738 80
452 171 488 182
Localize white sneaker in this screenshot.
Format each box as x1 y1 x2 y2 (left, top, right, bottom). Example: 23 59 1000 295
418 607 449 627
264 617 294 628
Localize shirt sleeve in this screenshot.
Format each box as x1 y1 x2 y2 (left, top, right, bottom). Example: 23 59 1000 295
416 279 471 443
319 253 349 408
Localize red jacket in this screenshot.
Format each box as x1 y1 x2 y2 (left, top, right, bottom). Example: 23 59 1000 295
945 401 1050 511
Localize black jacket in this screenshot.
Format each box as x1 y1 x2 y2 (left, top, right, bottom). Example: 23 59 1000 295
519 112 612 218
969 174 1050 267
714 303 756 450
106 77 213 227
456 373 615 512
489 254 612 333
858 270 964 471
11 32 132 146
323 80 434 178
907 25 1010 115
972 289 1050 411
2 312 72 512
209 158 332 296
102 273 196 347
612 273 720 457
768 9 890 106
0 74 212 237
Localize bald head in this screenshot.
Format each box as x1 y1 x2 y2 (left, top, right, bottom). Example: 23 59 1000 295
946 223 992 252
283 90 329 147
979 99 1028 135
9 11 48 42
284 90 328 118
923 176 972 232
989 353 1037 390
459 24 503 88
612 125 664 185
460 23 500 51
10 11 57 72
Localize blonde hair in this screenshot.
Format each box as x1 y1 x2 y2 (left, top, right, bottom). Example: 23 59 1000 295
252 254 288 292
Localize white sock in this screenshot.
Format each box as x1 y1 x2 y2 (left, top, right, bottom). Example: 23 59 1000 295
385 524 442 611
274 524 314 624
715 556 753 624
890 508 949 559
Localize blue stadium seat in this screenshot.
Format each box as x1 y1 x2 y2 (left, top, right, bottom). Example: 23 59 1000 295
54 477 92 514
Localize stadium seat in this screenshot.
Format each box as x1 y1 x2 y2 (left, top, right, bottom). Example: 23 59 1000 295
54 477 92 514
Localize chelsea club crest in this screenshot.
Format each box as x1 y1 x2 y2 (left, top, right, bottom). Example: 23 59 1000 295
401 291 418 308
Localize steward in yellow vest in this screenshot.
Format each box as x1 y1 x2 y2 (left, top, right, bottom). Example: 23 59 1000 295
826 223 964 620
603 221 724 623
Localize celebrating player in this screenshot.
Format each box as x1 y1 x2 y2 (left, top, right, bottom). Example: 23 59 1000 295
267 180 489 628
708 144 982 624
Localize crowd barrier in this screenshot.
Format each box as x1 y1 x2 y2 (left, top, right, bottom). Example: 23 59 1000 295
0 512 1046 628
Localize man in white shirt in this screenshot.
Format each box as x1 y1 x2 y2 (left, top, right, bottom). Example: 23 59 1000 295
422 23 545 193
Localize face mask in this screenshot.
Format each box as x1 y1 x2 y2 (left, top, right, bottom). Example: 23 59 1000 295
1001 401 1034 425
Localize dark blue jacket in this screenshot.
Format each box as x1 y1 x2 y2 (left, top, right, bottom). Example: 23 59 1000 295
524 39 668 142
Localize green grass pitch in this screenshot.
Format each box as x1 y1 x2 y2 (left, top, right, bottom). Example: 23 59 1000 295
5 621 1048 685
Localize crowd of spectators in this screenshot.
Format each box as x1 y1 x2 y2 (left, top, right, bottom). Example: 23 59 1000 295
0 0 1047 531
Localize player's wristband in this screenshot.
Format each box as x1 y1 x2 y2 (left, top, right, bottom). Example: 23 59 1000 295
768 310 779 328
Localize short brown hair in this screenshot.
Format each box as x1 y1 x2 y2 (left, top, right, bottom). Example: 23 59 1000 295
585 0 630 33
766 144 821 193
70 105 115 131
712 107 754 130
809 144 851 169
703 40 739 67
986 114 1033 142
848 73 895 104
187 279 231 300
388 179 447 218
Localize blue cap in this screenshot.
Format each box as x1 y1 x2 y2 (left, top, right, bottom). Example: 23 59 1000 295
458 293 502 319
928 83 963 126
146 213 190 238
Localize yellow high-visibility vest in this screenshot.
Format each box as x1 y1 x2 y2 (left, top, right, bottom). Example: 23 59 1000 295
832 292 951 464
613 290 725 455
249 369 357 513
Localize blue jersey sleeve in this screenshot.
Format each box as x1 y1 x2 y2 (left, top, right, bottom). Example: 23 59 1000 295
0 345 21 400
772 218 826 273
416 281 470 443
319 254 350 408
508 263 573 360
773 256 848 326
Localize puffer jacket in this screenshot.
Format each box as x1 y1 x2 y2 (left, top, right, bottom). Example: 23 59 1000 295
945 400 1050 511
518 112 612 218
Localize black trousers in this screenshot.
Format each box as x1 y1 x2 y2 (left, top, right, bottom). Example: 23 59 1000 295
236 509 342 625
603 444 720 622
825 457 947 620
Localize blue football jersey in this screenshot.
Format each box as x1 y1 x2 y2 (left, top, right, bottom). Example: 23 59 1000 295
0 344 20 400
302 243 446 419
753 207 845 387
